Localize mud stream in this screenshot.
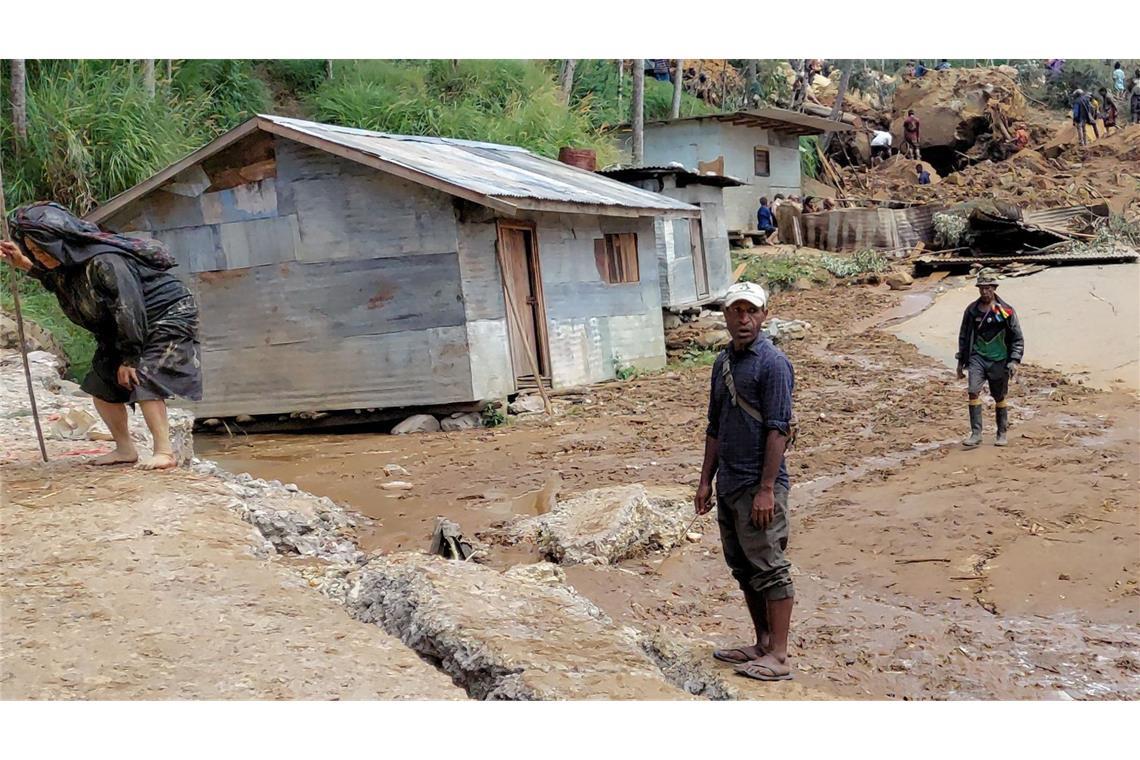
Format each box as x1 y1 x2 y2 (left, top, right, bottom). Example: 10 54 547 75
197 282 1140 699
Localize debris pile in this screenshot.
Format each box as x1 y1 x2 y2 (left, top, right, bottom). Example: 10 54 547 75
510 484 692 565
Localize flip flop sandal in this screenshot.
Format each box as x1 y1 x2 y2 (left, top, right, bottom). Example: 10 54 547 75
734 660 793 682
713 646 762 664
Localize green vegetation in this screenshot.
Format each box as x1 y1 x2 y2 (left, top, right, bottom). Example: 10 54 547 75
612 353 639 381
309 60 620 165
799 136 820 180
737 252 826 290
819 249 890 277
481 401 507 428
569 60 713 132
2 273 94 380
675 345 719 368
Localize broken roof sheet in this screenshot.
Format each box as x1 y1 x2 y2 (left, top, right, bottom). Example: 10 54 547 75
87 115 697 224
597 165 746 188
618 108 854 136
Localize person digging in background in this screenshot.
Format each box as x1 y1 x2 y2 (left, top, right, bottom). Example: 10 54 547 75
956 269 1024 448
1071 89 1099 146
1112 62 1125 97
1130 69 1140 126
0 202 201 470
903 109 922 160
1098 87 1118 135
915 163 932 185
696 282 797 682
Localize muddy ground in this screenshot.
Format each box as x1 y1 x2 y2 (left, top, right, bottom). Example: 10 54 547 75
4 276 1138 700
195 276 1139 700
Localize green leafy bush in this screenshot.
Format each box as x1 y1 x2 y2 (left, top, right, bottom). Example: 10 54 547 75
739 253 822 289
819 249 890 277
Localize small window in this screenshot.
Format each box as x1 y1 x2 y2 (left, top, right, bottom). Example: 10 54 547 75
754 147 770 177
594 233 640 284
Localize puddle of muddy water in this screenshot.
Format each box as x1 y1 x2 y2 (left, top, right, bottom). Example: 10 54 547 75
198 432 561 559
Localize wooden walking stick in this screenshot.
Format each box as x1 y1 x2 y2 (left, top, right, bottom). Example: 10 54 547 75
0 162 49 462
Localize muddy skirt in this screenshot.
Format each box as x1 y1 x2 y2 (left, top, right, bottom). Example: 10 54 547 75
82 296 203 404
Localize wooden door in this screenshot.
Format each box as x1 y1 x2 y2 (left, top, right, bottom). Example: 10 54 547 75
496 222 549 383
690 218 710 298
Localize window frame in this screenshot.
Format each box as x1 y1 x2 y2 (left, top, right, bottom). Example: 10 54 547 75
594 232 640 285
753 146 771 177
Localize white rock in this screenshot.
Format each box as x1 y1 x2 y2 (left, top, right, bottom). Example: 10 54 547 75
509 395 545 415
440 412 482 432
235 414 255 424
391 414 440 435
383 464 410 477
381 481 414 491
686 532 703 542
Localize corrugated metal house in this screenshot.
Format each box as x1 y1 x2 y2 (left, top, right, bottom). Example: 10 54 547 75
86 115 697 418
617 109 852 234
598 166 742 308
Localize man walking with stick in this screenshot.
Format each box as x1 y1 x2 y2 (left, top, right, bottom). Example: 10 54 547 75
695 282 797 682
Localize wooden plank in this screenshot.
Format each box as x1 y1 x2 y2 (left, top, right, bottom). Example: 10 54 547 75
201 180 278 226
86 118 262 224
217 215 299 269
277 140 462 263
193 252 465 353
152 225 224 274
196 326 472 418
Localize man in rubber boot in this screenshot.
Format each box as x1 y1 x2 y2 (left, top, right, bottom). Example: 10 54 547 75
956 269 1024 447
695 282 797 682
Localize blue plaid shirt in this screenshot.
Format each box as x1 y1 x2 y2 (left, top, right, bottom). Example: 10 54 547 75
706 337 795 496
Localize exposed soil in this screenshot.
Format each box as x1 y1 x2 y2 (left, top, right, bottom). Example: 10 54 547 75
196 278 1140 700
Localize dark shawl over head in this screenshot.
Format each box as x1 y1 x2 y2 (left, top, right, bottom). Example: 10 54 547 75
8 202 177 271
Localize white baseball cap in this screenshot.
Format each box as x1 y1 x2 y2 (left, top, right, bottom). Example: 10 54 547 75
722 281 768 309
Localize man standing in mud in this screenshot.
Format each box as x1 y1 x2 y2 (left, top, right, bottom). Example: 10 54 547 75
957 269 1024 447
695 282 797 682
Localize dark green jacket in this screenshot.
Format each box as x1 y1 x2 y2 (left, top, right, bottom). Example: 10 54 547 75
956 297 1024 366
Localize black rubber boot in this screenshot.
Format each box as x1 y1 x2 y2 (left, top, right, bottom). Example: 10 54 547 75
995 406 1009 447
963 404 983 447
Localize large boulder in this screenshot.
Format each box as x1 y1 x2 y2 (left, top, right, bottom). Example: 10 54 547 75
343 553 688 700
391 413 440 435
511 484 692 565
890 66 1026 150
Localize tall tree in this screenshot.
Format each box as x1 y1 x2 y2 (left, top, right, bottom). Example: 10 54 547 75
821 65 851 153
166 59 173 82
632 59 645 166
11 59 27 152
670 59 684 119
326 60 334 79
559 59 577 103
142 59 156 98
744 60 758 108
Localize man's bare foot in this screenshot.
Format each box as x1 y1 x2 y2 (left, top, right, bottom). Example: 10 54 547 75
135 453 177 470
91 448 138 466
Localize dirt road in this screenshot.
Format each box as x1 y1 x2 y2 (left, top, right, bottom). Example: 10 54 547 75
198 276 1140 699
4 275 1137 700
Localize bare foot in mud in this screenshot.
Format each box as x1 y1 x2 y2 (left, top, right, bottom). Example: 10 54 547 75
135 453 176 471
91 448 139 466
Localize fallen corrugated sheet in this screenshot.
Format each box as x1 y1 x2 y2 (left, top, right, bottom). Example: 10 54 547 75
801 205 945 253
916 248 1138 269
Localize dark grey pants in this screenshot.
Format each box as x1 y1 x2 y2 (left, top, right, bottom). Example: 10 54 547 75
717 483 794 600
967 355 1010 400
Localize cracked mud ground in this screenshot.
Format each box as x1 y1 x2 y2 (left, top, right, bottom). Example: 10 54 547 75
4 277 1138 699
